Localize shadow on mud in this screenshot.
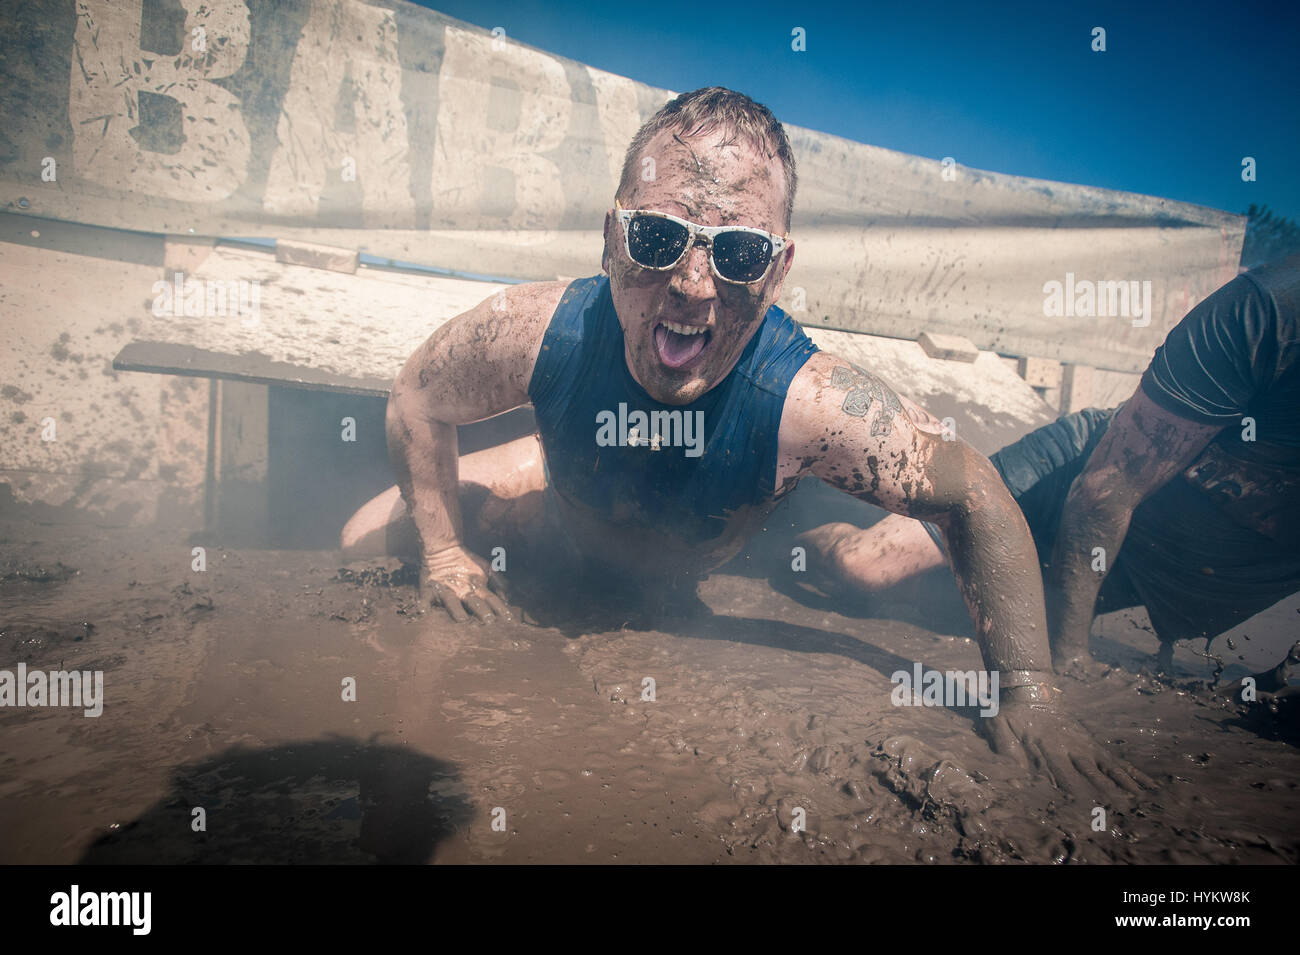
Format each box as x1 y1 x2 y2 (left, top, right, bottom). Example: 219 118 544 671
79 736 472 864
512 558 924 681
761 562 973 636
1222 692 1300 748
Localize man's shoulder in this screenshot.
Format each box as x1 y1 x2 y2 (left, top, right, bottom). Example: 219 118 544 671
780 349 944 437
1192 254 1300 345
465 278 575 358
1242 253 1300 320
1183 253 1300 354
779 351 863 416
450 279 574 394
494 278 573 323
1138 255 1300 426
1244 251 1300 286
518 274 610 339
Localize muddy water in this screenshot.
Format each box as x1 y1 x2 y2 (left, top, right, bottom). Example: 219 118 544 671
0 520 1296 864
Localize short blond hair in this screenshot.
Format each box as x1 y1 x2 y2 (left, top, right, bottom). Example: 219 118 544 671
616 87 798 228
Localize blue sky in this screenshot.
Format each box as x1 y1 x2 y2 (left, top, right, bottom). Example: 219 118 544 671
416 0 1300 222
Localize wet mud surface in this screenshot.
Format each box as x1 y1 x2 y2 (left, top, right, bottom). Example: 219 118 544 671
1 518 1297 864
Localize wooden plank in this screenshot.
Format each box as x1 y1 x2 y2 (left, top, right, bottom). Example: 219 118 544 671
114 341 395 397
122 244 507 388
1060 363 1095 414
1017 356 1063 389
917 331 979 362
211 380 270 544
275 239 359 274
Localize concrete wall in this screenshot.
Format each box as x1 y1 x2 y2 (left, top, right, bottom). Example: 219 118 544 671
0 214 207 526
0 0 1240 526
0 0 1244 373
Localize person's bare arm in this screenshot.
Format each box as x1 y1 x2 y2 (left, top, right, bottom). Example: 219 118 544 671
1047 387 1222 666
778 352 1151 795
780 351 1050 675
387 281 566 622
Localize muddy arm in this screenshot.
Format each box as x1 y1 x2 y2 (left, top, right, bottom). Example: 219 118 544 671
1046 387 1221 665
780 351 1051 677
780 353 1156 795
387 283 560 589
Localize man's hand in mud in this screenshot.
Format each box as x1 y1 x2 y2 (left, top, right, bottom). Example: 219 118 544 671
1216 640 1300 703
420 544 511 623
983 697 1155 799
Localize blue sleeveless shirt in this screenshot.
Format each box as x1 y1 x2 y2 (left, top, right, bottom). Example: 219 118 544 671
526 275 819 550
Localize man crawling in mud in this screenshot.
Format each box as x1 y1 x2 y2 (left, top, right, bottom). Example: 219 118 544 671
342 86 1149 797
800 253 1300 687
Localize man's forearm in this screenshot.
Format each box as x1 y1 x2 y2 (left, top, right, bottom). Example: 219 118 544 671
386 388 463 560
1046 485 1136 657
941 481 1053 676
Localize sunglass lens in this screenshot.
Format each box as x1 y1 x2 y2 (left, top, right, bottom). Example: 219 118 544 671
712 231 773 283
627 215 690 268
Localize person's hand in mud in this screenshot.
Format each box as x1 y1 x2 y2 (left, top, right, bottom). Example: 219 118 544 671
420 543 511 623
982 679 1155 799
1215 639 1300 703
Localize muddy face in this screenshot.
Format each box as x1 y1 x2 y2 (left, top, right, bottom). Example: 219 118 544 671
603 127 794 406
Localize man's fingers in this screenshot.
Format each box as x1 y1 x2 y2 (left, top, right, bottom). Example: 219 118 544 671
1006 719 1061 787
1107 768 1145 796
1102 760 1152 794
985 717 1029 768
484 592 511 619
484 572 513 619
1067 753 1116 797
462 593 495 622
1031 743 1074 792
429 582 470 623
1128 763 1157 790
996 703 1153 799
423 576 514 624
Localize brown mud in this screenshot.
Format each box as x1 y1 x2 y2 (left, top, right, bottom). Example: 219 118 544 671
1 518 1297 864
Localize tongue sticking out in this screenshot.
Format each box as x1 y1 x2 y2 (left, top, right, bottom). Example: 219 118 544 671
654 324 709 369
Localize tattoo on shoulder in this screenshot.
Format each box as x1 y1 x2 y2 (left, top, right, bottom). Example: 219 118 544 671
830 363 902 437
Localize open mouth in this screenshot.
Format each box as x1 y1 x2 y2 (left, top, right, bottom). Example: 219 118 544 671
653 320 711 370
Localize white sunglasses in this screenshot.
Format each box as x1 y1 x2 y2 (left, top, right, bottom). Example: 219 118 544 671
614 200 788 285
